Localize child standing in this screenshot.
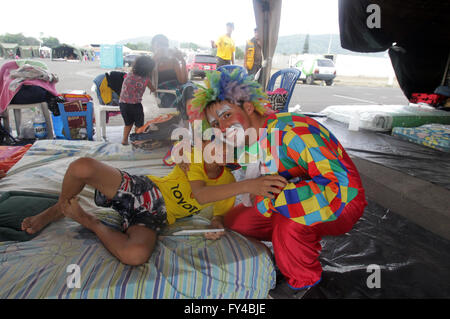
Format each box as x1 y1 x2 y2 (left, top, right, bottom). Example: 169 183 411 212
119 56 156 145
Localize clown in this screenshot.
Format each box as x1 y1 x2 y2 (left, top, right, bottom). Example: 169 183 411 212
190 69 368 298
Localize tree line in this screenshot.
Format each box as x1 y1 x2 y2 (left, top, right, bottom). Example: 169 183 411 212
0 33 60 48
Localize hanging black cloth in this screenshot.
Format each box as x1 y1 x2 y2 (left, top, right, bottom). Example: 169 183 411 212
105 71 126 96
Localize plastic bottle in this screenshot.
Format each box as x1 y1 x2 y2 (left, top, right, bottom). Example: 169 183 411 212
33 109 48 139
348 114 360 131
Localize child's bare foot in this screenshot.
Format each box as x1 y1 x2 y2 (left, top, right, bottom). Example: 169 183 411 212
21 204 63 234
62 197 97 228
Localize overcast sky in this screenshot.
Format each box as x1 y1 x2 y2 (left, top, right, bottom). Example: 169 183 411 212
0 0 340 47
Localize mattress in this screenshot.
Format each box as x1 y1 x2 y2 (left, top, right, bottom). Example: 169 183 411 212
392 124 450 153
0 140 276 299
321 104 450 132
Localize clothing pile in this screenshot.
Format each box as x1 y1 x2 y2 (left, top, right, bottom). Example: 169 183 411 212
92 71 126 122
0 60 59 114
267 88 288 111
409 85 450 111
129 113 181 151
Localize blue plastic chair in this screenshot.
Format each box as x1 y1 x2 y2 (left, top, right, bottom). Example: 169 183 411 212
57 102 94 140
266 68 301 113
217 64 247 74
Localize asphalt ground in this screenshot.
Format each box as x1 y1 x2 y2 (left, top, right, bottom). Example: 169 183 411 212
1 58 409 141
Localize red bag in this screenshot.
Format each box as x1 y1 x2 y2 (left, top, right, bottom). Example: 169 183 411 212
410 93 446 106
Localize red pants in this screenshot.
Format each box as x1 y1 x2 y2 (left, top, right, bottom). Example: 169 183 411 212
224 191 367 289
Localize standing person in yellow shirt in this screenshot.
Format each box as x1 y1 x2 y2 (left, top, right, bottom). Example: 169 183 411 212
245 28 263 80
211 22 236 67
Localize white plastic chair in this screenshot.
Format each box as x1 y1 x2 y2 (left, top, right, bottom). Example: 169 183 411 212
5 102 54 139
90 84 120 142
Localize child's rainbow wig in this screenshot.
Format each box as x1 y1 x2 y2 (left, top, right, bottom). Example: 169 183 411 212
189 69 273 128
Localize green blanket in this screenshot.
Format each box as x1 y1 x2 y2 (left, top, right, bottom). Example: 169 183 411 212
0 191 58 242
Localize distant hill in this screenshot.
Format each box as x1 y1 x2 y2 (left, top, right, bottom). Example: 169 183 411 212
119 34 387 57
116 36 180 49
274 34 387 57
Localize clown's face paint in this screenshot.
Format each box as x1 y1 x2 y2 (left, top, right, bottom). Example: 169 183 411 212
216 104 233 118
206 102 250 132
206 102 252 148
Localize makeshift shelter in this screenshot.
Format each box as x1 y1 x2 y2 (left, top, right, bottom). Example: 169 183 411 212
18 46 40 58
339 0 450 100
0 43 20 58
39 46 51 58
51 44 83 61
81 45 96 60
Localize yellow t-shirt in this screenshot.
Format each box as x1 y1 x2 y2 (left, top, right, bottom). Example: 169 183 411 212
216 35 235 61
148 163 236 225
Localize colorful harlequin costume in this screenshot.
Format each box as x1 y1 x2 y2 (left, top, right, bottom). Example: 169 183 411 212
191 70 367 290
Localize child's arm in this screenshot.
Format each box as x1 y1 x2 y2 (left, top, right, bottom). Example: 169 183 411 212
147 80 156 93
189 174 287 205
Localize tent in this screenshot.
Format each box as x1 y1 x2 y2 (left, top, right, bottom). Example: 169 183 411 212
80 45 96 60
19 46 40 58
52 44 83 60
39 46 51 58
338 0 450 100
0 43 21 58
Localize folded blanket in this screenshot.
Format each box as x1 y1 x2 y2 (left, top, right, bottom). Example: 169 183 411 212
9 64 59 92
0 60 59 112
0 191 58 242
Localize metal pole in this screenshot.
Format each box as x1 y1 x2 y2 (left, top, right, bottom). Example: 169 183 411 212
327 34 332 54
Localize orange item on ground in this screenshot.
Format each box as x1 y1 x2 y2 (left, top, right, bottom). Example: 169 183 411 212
0 144 32 173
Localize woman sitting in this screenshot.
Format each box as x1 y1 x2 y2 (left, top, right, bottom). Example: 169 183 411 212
151 34 196 120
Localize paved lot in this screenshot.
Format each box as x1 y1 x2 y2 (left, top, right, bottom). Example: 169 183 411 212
2 58 409 142
290 83 408 113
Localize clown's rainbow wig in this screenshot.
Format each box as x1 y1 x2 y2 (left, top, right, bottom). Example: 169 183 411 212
188 69 273 127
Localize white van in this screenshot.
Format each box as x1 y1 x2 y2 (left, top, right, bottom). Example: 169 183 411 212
293 57 337 86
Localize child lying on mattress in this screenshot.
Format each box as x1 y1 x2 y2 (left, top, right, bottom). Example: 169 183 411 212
20 142 287 266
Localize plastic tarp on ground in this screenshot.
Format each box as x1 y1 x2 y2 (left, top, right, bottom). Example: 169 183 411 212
310 199 450 298
315 117 450 190
338 0 450 100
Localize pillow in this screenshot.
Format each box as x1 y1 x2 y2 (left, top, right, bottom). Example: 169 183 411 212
0 191 58 242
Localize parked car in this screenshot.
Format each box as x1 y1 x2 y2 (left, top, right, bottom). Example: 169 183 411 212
294 57 336 86
123 54 139 67
186 54 217 80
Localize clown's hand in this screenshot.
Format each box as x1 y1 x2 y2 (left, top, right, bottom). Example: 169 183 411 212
204 216 226 240
245 175 288 199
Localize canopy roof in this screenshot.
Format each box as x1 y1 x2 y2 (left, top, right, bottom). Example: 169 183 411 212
0 43 19 49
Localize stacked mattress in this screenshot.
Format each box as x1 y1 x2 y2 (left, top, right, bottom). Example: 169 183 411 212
392 124 450 152
321 104 450 132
